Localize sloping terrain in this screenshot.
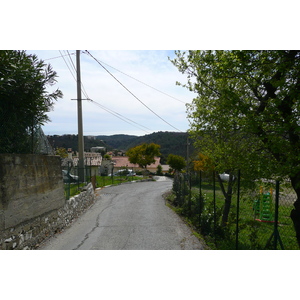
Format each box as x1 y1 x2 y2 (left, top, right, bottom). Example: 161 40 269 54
48 131 193 163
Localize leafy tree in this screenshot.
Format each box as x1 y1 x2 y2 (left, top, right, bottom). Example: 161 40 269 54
193 153 214 172
0 50 62 153
55 147 68 158
167 154 186 174
171 50 300 243
126 143 161 170
103 153 112 160
156 164 163 176
193 152 236 226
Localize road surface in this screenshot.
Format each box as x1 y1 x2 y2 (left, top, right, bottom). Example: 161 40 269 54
39 177 205 250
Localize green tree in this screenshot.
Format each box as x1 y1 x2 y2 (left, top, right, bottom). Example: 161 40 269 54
126 143 161 170
156 164 163 176
171 50 300 243
55 147 68 158
0 50 62 153
167 154 186 174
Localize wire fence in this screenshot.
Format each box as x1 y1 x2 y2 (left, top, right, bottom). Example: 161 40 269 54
62 162 146 200
0 119 54 155
168 171 299 250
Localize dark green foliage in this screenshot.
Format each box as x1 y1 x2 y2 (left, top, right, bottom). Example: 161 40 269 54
0 50 62 153
167 154 186 173
48 131 191 163
156 164 163 175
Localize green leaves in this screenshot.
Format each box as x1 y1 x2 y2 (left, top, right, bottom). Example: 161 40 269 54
167 154 186 173
0 50 63 153
171 50 300 181
126 143 161 169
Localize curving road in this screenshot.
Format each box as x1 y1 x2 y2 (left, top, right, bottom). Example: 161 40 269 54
39 177 205 250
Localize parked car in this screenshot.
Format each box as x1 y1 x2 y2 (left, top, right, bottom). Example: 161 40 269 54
108 169 136 177
62 170 79 183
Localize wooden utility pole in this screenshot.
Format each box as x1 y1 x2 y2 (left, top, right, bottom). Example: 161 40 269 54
76 50 85 182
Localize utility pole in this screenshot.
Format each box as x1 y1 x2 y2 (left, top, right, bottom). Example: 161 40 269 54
76 50 85 182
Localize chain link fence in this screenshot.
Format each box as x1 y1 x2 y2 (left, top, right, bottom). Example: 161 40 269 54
0 117 54 155
168 171 299 250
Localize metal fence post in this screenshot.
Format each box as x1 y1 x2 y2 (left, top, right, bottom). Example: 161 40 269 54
213 170 216 244
188 172 192 217
274 180 280 249
235 170 241 250
66 161 71 200
265 180 284 249
199 170 202 227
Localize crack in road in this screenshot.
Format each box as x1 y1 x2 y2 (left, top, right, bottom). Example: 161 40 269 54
39 179 205 250
73 195 118 250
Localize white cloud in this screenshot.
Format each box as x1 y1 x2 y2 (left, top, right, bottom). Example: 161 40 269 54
27 50 194 136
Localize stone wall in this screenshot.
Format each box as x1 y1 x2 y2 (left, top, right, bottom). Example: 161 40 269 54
0 154 95 250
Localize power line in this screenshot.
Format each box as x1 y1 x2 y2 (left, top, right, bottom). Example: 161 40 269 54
44 52 76 61
87 99 152 133
58 51 152 133
59 50 77 82
84 50 183 132
84 55 186 104
65 50 90 99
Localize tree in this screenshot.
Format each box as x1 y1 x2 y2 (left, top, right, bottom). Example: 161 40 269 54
0 50 62 153
126 143 161 170
167 154 186 174
171 50 300 244
156 164 163 176
193 152 237 226
55 147 68 158
193 153 214 173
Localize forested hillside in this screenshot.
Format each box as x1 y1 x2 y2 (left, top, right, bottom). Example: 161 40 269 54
48 131 193 164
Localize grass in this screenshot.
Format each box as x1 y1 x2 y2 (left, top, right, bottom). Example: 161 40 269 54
95 175 144 187
167 179 299 250
65 175 146 199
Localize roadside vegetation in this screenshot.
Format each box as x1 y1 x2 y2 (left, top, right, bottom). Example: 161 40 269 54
170 50 300 248
65 174 148 198
165 173 298 250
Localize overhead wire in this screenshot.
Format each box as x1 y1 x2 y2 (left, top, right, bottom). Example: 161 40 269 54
59 50 77 82
84 50 183 132
88 100 152 133
85 56 186 104
58 50 152 133
65 50 90 99
44 52 76 61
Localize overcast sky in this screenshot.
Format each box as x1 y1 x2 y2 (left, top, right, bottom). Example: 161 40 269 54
26 50 195 137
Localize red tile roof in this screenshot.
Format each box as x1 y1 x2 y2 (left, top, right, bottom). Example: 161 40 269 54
111 156 161 170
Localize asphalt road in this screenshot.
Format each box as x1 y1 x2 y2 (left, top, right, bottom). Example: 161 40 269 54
39 177 205 250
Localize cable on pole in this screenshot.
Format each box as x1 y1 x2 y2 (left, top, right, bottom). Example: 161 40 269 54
84 50 183 132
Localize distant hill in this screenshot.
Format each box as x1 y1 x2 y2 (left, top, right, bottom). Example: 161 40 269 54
96 134 137 150
48 131 193 164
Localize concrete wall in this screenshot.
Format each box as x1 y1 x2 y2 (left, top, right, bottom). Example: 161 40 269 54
0 154 95 250
0 154 65 229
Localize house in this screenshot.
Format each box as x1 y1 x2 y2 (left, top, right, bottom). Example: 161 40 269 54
90 146 106 153
108 156 162 174
62 151 103 177
160 165 170 174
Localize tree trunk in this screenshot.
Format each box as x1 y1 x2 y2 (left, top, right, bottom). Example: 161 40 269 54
222 193 232 226
217 174 234 226
290 174 300 247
